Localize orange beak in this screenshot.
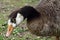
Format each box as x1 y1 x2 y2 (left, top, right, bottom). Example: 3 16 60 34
6 25 14 37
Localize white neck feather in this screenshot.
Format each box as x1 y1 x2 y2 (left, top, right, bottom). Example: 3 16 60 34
16 13 24 25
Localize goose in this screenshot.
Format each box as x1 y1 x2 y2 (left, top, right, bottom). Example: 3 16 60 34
6 0 60 40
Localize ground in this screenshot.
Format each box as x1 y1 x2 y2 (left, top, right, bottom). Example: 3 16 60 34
0 0 56 40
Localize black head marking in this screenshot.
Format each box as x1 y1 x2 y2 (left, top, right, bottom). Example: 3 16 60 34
9 10 18 19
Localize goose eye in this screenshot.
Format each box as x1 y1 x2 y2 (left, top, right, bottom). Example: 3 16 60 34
11 18 16 23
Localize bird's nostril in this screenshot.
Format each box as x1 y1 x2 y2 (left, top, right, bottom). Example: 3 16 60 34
9 28 11 31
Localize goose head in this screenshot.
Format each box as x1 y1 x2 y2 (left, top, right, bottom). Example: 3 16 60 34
6 6 40 37
6 13 24 37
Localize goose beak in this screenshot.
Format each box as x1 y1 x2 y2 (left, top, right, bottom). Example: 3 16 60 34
6 25 14 37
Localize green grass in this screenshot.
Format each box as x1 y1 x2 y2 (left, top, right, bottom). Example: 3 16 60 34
0 0 56 40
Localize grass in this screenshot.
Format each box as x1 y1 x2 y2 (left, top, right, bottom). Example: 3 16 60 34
0 0 56 40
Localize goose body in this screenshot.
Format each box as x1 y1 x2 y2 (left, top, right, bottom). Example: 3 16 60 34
6 0 60 40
